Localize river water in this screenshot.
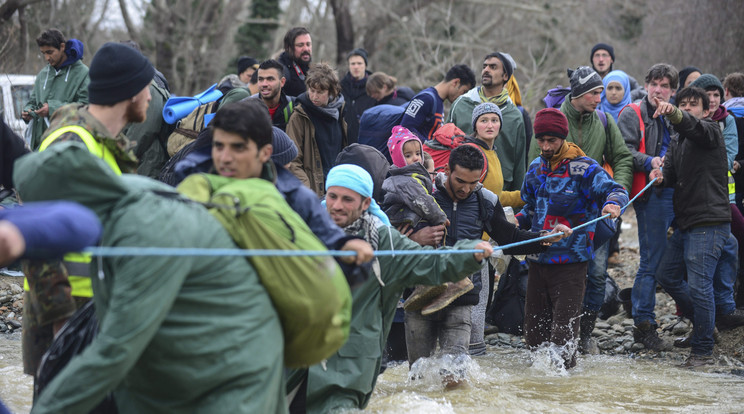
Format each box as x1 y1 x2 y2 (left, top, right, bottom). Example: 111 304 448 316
366 346 744 413
0 333 32 414
2 334 742 414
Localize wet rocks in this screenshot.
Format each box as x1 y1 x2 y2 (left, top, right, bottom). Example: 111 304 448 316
0 278 24 334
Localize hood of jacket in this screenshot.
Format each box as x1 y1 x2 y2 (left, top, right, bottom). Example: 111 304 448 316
59 39 84 69
15 142 146 218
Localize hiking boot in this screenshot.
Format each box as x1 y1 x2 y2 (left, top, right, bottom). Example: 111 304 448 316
633 321 672 351
484 322 499 335
403 284 447 311
579 311 599 355
607 252 621 267
716 309 744 331
420 278 474 315
674 327 720 348
681 353 714 368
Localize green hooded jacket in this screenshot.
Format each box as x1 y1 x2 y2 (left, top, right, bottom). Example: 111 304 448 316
527 99 633 190
122 80 171 178
15 143 287 414
447 87 527 191
304 216 484 413
24 60 89 150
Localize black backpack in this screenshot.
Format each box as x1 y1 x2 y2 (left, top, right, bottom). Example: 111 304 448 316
486 258 529 335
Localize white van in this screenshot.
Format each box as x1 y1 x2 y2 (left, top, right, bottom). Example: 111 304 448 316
0 74 35 138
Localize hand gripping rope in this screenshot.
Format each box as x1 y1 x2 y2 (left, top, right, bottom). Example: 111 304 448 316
83 178 659 259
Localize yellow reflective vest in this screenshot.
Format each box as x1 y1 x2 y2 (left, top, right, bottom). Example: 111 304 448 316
24 125 122 297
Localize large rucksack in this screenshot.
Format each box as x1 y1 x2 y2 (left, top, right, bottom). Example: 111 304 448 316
177 174 352 368
542 86 571 108
358 89 437 163
422 123 488 182
165 100 220 156
486 257 528 335
358 104 406 162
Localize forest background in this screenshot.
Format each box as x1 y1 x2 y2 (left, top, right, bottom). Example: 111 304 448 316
1 0 743 114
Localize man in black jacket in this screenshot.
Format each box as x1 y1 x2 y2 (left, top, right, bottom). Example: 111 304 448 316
651 87 744 367
403 145 569 384
341 48 376 144
278 27 312 97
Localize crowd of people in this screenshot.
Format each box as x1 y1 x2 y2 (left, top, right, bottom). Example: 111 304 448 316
1 25 743 413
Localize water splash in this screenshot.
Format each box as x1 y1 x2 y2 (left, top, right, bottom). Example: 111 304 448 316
528 341 579 377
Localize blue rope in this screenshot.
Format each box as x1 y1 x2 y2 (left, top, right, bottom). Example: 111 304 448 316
82 178 660 259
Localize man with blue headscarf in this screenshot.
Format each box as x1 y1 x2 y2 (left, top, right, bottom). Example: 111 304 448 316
300 163 493 413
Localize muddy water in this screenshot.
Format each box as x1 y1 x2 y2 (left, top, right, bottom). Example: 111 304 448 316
1 335 743 413
366 346 744 413
0 333 32 414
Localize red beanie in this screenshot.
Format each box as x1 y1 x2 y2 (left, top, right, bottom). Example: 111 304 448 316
534 108 569 140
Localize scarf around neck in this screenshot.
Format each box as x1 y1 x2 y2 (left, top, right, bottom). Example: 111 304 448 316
479 87 509 107
545 141 586 170
344 211 384 286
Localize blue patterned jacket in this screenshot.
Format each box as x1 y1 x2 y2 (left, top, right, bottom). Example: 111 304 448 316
517 152 628 264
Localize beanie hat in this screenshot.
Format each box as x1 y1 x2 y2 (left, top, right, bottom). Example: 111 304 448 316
387 126 421 168
492 52 513 82
690 73 724 98
534 108 569 140
678 66 702 91
271 127 298 166
347 48 368 66
88 43 155 105
567 66 603 99
591 43 615 62
471 102 502 131
237 56 259 75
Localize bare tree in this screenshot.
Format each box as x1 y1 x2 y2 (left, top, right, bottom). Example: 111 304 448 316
140 0 249 95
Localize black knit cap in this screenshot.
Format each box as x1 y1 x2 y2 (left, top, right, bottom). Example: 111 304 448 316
88 43 155 105
237 56 259 75
591 43 615 62
347 48 368 65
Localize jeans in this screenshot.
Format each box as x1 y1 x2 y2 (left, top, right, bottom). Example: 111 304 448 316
404 305 472 365
584 242 609 312
656 224 734 356
632 188 674 325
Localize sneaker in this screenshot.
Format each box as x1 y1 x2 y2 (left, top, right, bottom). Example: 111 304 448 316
673 327 720 348
681 353 714 368
607 252 621 267
716 309 744 331
633 321 672 351
420 278 474 315
403 284 447 311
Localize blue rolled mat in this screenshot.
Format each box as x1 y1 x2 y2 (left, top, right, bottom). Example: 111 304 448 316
162 83 223 124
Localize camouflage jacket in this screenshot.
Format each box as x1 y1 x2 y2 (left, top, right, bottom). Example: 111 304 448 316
41 103 139 173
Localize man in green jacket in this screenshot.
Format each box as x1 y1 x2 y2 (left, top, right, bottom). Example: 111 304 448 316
528 66 633 354
22 28 89 150
15 143 287 414
300 163 493 413
447 52 527 191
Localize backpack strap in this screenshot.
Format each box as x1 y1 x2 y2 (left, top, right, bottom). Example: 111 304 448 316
620 103 645 151
596 109 612 168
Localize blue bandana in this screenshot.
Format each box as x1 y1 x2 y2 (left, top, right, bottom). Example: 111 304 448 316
324 164 390 225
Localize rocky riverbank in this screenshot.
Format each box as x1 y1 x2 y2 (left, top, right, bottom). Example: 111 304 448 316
0 276 24 334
